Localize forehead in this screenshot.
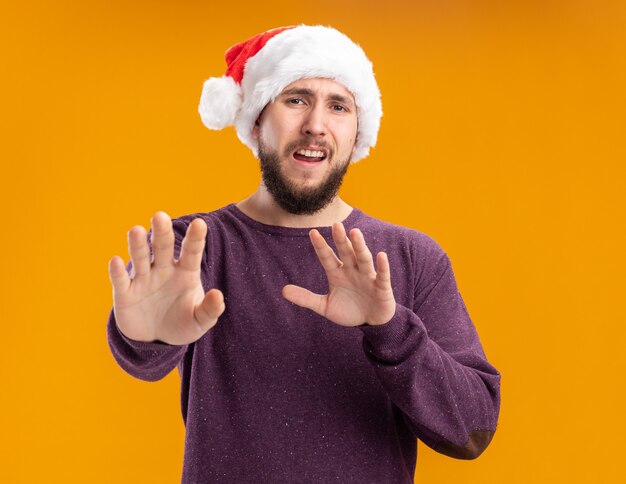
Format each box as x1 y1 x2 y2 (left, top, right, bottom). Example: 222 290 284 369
278 77 355 103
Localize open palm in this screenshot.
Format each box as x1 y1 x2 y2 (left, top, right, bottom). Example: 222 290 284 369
108 212 225 345
282 222 396 327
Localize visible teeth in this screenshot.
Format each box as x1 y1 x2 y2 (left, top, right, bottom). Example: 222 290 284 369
296 149 324 158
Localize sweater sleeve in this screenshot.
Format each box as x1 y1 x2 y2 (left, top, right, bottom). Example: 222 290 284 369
359 252 501 459
106 218 191 382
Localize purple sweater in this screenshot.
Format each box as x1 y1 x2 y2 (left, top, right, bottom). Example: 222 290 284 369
107 204 500 483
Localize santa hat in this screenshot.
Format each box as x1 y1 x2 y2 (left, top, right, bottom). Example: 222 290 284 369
198 25 382 162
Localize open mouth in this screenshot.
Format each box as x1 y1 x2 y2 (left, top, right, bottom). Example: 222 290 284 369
292 148 327 163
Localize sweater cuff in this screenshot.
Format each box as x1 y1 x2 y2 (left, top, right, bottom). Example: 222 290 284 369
358 304 427 355
118 325 179 351
107 308 188 382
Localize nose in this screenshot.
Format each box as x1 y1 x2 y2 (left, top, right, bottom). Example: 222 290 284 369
301 104 327 137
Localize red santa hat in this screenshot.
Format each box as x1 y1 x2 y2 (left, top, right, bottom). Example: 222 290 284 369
198 25 382 163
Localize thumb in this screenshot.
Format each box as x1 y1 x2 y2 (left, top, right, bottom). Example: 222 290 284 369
282 284 326 316
194 288 225 331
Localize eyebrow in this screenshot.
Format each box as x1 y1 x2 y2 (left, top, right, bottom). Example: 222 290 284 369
279 87 354 107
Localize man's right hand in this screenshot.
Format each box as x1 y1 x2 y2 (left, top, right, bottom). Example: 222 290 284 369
108 212 225 345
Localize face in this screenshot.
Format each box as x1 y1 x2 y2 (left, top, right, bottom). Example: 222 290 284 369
252 78 359 215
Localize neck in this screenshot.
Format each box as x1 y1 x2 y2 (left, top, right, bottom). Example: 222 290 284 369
237 185 353 228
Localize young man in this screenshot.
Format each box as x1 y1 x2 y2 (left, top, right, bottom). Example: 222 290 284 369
107 25 501 482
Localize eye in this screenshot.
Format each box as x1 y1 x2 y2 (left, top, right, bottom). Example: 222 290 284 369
287 98 305 105
331 104 348 112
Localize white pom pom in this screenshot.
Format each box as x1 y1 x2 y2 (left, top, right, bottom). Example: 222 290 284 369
198 76 242 130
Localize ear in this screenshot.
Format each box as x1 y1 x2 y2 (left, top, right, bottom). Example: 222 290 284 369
252 115 262 140
350 133 358 158
350 122 359 159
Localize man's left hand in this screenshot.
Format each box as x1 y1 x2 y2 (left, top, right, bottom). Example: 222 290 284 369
282 222 396 327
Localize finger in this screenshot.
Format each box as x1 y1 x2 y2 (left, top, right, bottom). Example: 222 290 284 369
348 228 375 275
331 223 357 268
194 288 225 330
108 256 131 293
375 252 392 288
282 284 327 316
150 212 175 269
177 218 208 272
309 229 344 272
128 225 151 277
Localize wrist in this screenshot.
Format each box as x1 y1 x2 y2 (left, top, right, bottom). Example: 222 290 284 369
365 302 396 326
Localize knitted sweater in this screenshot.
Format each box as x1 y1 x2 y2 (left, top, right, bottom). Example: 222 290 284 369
107 204 501 483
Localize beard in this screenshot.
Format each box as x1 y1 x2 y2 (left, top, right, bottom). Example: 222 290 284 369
258 138 351 215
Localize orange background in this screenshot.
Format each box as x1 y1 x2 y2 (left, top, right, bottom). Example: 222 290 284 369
1 0 625 482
